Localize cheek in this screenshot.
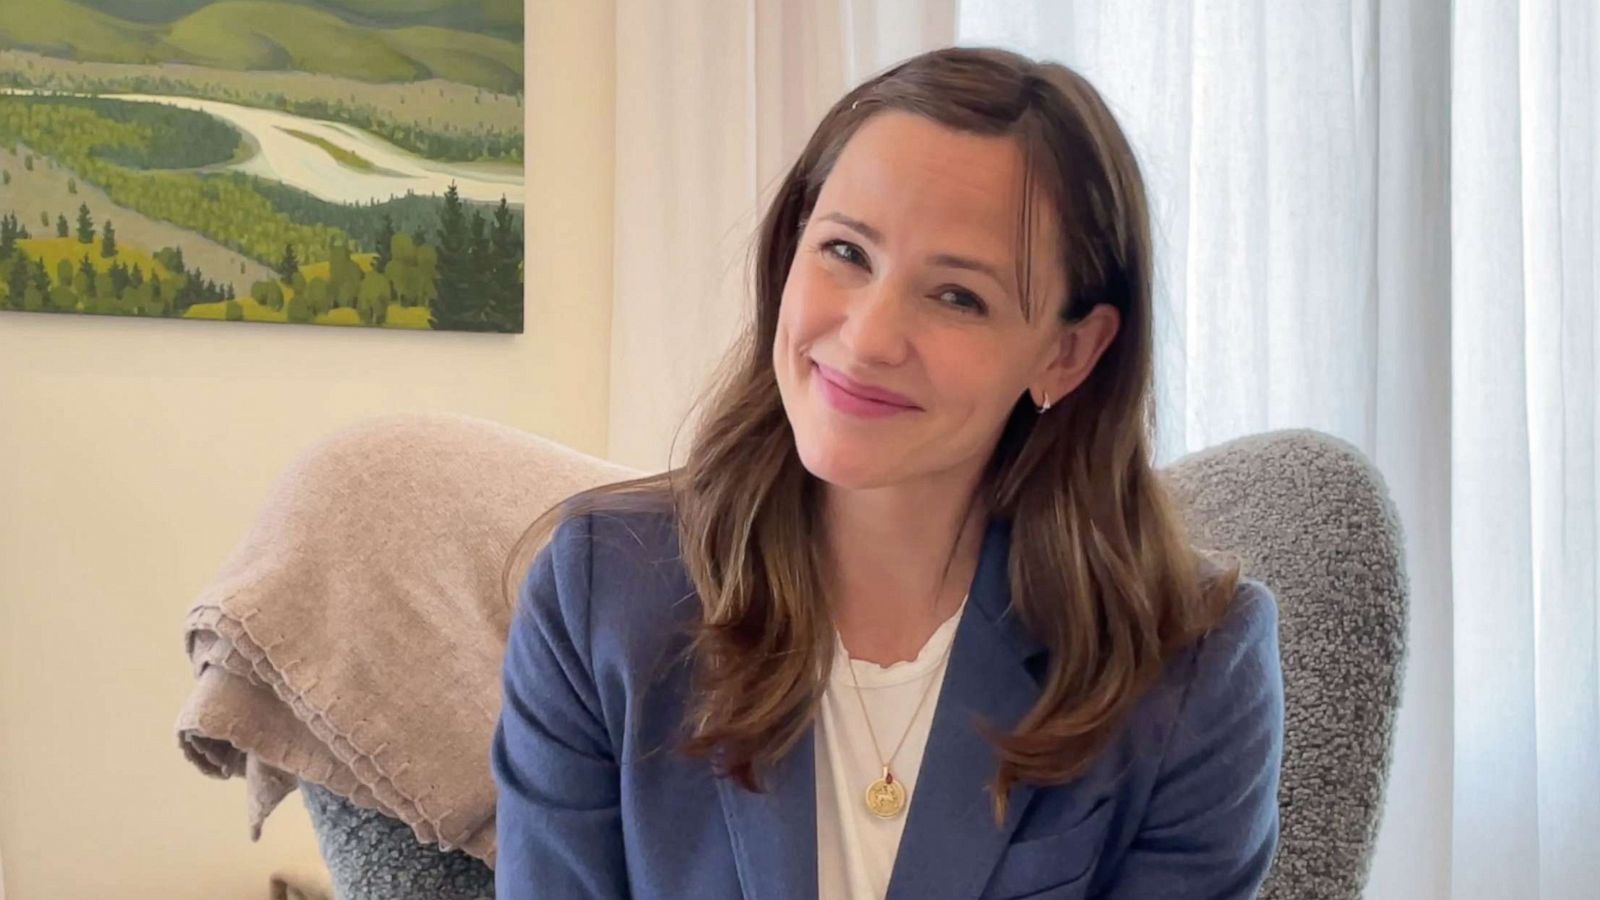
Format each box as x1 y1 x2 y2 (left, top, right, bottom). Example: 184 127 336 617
925 345 1027 422
775 267 822 391
778 261 829 340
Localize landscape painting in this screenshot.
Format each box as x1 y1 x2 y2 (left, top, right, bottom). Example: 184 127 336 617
0 0 524 332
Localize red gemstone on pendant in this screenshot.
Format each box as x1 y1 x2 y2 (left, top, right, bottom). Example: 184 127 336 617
885 772 894 785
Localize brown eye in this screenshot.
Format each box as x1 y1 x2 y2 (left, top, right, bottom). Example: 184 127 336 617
937 287 988 315
821 239 868 268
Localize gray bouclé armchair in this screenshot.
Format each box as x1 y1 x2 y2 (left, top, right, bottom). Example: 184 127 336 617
277 416 1406 899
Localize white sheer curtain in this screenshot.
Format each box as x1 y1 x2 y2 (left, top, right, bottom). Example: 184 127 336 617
1450 2 1599 898
610 0 957 467
608 2 1599 897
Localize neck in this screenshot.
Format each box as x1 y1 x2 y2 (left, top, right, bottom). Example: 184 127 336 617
820 469 988 664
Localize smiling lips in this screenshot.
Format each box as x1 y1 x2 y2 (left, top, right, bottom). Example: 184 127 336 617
811 361 920 418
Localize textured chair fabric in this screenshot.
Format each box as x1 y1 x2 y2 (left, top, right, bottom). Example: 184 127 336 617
301 779 494 900
294 416 1406 899
1163 428 1408 898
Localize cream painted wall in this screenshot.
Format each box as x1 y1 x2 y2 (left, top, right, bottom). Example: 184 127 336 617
0 2 616 897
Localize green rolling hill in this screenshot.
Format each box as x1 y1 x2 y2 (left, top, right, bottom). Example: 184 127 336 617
78 0 521 39
383 26 521 93
0 0 522 91
0 0 163 65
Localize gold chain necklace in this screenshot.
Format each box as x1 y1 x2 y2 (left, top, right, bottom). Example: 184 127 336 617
842 591 966 818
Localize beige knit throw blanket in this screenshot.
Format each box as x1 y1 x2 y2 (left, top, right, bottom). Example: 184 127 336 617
175 412 638 866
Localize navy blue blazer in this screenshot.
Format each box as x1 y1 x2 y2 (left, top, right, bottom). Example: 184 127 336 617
492 507 1284 899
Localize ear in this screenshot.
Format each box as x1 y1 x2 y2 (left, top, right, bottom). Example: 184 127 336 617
1029 303 1121 407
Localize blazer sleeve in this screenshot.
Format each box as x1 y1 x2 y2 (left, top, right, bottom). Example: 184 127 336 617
1097 580 1286 899
491 512 630 898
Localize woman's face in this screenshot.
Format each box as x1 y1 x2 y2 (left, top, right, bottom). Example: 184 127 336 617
773 109 1118 492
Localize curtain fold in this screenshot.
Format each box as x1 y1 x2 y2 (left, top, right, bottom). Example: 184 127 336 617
606 2 1599 896
610 0 958 469
1451 2 1599 898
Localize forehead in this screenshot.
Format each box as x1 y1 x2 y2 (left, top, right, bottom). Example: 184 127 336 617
816 110 1064 304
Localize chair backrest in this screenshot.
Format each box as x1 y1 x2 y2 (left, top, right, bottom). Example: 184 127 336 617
301 778 495 900
294 417 1406 899
1164 428 1409 899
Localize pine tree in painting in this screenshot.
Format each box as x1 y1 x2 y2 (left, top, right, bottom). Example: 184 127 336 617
489 196 522 332
76 204 94 244
431 182 480 331
277 243 299 282
375 214 396 273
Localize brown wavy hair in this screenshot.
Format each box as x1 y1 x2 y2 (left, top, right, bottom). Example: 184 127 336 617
502 45 1241 826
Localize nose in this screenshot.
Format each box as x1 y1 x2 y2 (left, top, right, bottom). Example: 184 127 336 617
837 277 912 366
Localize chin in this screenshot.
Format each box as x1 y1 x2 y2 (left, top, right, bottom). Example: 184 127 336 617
792 433 899 491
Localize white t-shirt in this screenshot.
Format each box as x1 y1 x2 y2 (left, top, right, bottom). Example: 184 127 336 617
815 595 968 900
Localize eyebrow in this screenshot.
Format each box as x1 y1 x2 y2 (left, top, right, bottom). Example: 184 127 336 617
817 211 1012 291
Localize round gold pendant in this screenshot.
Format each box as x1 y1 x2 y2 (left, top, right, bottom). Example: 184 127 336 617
865 775 907 818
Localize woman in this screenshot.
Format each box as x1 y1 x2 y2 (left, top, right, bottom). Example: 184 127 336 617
492 46 1284 900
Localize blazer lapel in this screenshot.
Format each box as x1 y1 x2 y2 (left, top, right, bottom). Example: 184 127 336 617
714 703 820 900
885 517 1050 900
